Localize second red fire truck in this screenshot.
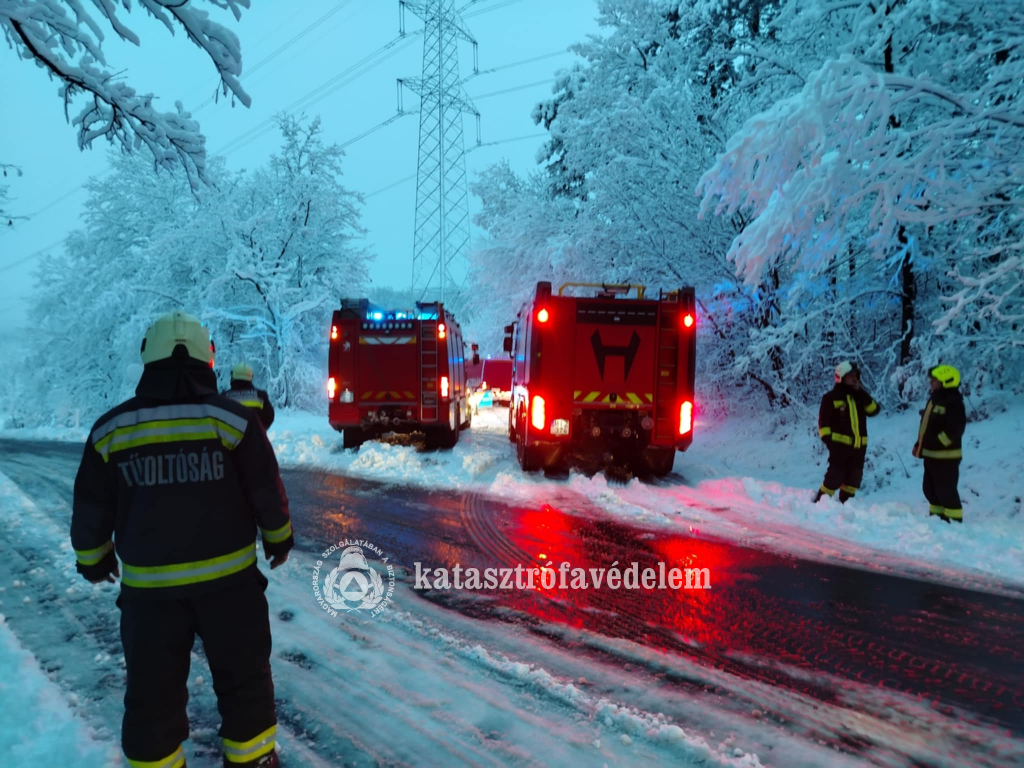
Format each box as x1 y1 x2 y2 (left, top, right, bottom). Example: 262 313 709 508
328 299 469 449
504 282 696 475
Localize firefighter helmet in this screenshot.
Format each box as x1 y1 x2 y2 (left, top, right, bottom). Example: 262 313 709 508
834 360 859 382
231 362 254 382
140 311 214 366
930 364 960 389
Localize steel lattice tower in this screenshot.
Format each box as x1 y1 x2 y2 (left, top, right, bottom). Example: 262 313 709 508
399 1 480 304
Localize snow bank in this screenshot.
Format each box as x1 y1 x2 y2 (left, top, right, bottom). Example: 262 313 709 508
5 398 1022 587
265 401 1024 588
0 615 116 766
268 408 507 490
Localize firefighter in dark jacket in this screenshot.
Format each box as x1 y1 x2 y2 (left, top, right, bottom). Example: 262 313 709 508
71 311 293 768
222 362 275 430
913 364 966 523
815 361 881 503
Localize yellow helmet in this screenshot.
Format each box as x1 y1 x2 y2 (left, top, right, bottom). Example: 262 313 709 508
930 364 960 389
140 311 214 367
231 362 254 382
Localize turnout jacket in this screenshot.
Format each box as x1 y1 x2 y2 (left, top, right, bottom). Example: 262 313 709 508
222 379 275 430
914 387 966 460
71 359 293 598
818 383 881 450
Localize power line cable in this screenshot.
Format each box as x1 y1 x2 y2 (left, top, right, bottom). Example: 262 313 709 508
10 0 536 268
470 78 555 101
0 238 65 274
192 0 358 113
364 132 546 198
213 35 420 158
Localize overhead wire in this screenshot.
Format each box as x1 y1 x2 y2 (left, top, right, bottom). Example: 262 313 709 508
470 78 555 101
189 3 354 112
364 132 547 199
6 0 543 271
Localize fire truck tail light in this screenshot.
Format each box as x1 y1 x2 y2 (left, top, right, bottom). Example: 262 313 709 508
683 313 694 329
531 396 546 430
331 324 339 340
327 377 337 400
441 376 450 398
679 400 693 435
438 323 447 340
537 308 549 323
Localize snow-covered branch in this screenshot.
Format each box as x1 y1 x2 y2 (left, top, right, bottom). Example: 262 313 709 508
0 0 251 192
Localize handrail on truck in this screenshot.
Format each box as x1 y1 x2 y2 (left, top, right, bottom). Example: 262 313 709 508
556 282 647 299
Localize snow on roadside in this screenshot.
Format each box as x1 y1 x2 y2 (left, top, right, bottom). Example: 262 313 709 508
4 399 1022 588
0 615 117 767
264 401 1024 589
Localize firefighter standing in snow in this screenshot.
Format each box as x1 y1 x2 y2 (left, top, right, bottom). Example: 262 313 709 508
71 311 293 768
816 361 881 503
913 365 966 523
222 362 275 430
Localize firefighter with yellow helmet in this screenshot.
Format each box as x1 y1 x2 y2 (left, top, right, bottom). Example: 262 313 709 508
222 362 275 430
913 364 966 523
71 310 292 768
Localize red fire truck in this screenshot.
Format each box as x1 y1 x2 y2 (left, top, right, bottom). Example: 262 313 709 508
504 282 696 475
328 299 470 449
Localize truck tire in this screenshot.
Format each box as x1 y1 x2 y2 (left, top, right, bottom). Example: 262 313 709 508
516 416 542 471
343 428 366 450
427 406 460 450
460 401 472 430
427 421 459 450
508 406 517 443
640 447 675 477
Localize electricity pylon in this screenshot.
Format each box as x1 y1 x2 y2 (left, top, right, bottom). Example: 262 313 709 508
398 0 480 304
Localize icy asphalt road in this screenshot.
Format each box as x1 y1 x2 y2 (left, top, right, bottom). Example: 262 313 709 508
1 438 1023 768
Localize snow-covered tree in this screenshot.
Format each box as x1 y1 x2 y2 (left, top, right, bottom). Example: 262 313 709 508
1 0 251 192
0 162 22 227
16 117 370 424
698 0 1024 400
205 116 370 409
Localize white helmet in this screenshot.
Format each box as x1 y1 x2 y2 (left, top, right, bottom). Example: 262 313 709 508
231 362 254 382
834 360 859 382
140 311 214 367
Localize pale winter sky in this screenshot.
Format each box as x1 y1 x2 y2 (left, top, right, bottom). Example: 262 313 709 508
0 0 599 341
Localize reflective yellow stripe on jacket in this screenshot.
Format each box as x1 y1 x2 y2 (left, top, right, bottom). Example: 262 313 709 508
91 404 249 463
75 540 113 566
121 544 257 589
920 448 962 459
238 399 264 409
847 395 862 449
262 521 292 544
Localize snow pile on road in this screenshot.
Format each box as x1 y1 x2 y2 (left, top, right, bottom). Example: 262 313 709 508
269 409 506 489
0 615 115 766
3 398 1021 587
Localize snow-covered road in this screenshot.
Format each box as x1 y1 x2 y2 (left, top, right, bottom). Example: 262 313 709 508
1 434 1022 767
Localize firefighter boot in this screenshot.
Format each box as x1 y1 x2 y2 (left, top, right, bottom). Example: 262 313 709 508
224 751 279 768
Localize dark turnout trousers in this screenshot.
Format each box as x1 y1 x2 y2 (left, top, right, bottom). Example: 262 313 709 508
119 577 278 767
923 458 963 522
820 445 866 503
